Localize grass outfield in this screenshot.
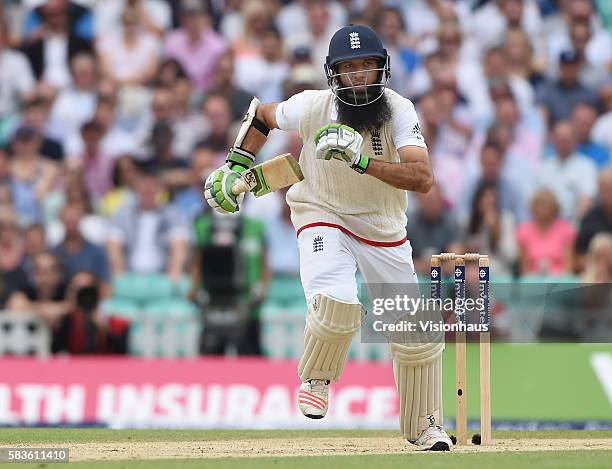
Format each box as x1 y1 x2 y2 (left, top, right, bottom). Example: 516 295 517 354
3 428 612 443
1 429 611 469
2 452 611 469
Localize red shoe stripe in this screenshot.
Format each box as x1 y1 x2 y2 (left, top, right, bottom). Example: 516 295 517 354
299 391 326 406
299 394 326 407
299 398 325 410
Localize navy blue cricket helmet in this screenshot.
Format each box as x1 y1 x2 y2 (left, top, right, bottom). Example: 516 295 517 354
325 24 390 106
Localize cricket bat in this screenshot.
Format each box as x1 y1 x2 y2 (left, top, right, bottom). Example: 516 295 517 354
231 153 303 197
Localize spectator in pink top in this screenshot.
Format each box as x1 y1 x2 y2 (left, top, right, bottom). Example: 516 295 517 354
164 0 227 92
67 120 114 202
517 188 576 276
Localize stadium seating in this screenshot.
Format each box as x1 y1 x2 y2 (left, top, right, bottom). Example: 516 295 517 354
266 275 305 308
101 273 200 357
0 312 50 357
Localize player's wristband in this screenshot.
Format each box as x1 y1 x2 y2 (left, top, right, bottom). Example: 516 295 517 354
227 147 255 173
351 154 370 174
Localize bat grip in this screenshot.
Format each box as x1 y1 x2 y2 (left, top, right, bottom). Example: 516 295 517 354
231 178 249 196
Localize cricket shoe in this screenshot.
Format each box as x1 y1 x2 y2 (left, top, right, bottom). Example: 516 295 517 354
298 379 329 419
411 424 453 451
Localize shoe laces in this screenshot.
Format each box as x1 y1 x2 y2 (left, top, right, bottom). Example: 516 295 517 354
308 379 330 394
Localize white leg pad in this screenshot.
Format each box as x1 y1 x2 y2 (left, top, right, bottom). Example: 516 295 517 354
390 341 445 441
298 294 364 382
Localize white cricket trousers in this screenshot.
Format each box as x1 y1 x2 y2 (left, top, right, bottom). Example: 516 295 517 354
297 226 418 304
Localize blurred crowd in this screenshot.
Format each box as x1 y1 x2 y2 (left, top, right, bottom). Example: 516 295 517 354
1 0 612 353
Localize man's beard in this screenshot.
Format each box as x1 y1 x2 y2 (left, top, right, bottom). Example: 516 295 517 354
335 90 392 134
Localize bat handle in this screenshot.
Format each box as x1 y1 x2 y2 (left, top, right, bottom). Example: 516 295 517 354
231 178 249 196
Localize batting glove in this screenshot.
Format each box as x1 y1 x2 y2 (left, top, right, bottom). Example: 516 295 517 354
314 123 370 174
203 164 244 214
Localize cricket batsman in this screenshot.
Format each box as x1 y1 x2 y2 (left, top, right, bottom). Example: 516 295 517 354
204 24 452 451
